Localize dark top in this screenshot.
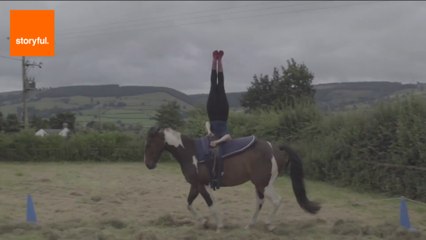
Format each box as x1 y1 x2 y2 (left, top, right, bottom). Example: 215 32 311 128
210 120 229 138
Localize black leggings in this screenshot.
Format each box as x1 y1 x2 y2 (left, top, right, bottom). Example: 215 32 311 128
207 70 229 121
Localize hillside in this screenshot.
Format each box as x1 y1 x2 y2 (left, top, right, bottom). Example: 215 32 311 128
314 81 422 111
0 82 424 129
0 85 195 129
189 81 423 111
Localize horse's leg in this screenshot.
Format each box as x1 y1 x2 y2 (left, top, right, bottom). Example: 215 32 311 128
187 184 207 226
264 142 282 231
198 184 223 232
245 188 265 229
264 184 282 230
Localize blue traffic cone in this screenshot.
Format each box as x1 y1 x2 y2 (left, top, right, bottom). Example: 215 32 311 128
26 194 37 224
399 196 415 231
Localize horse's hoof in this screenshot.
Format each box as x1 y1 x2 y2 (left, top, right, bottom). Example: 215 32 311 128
216 224 224 233
244 224 252 230
266 224 276 231
200 218 208 228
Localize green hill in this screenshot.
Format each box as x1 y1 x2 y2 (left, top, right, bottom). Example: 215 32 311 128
189 81 423 111
0 82 424 129
313 81 422 111
0 85 194 129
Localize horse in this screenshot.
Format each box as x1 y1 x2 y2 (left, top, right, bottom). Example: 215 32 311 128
143 126 320 231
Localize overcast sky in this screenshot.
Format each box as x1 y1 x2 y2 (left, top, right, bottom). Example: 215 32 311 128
0 1 425 94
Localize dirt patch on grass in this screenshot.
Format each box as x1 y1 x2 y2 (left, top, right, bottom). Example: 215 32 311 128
149 214 193 227
135 231 159 240
0 222 40 235
100 218 127 229
331 219 423 239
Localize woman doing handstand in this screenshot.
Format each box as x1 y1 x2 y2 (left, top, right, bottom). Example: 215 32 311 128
205 50 231 190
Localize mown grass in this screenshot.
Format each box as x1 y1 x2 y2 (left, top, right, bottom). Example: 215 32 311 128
0 161 425 240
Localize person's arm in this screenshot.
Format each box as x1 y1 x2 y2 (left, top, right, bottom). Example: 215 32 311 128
210 133 231 147
205 121 213 136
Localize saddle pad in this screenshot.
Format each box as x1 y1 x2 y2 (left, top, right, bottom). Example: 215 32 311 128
195 135 256 162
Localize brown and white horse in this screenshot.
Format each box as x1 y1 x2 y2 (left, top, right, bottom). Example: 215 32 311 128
144 127 320 231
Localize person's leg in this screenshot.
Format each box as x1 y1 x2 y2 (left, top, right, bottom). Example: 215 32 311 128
207 50 219 121
217 50 223 75
216 50 229 121
215 51 228 189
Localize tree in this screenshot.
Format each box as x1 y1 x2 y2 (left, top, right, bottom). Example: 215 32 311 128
153 101 184 129
4 113 20 132
30 115 50 129
241 58 315 111
184 107 208 137
49 112 76 130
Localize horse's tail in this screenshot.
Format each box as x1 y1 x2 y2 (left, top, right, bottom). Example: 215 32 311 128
279 144 320 214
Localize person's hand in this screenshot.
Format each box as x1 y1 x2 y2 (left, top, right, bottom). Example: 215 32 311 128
207 131 214 137
210 140 218 147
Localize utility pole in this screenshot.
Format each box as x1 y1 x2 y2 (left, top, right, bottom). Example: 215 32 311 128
22 57 42 129
6 37 42 129
22 56 28 129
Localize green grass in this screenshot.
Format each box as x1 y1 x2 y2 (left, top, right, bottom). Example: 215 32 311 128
0 92 193 129
0 161 424 240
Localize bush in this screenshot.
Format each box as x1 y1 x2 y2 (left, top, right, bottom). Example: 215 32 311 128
297 95 426 200
0 131 145 162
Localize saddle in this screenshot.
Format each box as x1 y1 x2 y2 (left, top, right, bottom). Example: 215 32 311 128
194 135 256 163
195 135 256 190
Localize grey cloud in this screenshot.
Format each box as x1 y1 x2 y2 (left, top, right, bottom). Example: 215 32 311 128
1 1 425 94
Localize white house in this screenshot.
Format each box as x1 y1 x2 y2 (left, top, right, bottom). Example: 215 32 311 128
35 129 48 137
59 126 70 137
35 123 71 138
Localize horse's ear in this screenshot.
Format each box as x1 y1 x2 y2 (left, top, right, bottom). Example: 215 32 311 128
148 126 162 136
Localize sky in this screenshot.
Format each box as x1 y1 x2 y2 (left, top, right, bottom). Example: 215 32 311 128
0 1 425 95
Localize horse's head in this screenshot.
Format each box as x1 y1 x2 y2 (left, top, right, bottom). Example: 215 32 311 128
144 127 185 169
144 126 166 170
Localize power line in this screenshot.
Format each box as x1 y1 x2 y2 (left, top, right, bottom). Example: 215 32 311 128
58 1 379 41
57 2 325 39
0 55 21 62
56 2 309 36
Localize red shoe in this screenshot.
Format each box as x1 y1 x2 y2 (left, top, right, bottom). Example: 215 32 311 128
212 50 219 60
218 50 224 60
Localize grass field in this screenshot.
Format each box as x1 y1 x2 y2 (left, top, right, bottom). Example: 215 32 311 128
0 92 194 129
0 161 424 240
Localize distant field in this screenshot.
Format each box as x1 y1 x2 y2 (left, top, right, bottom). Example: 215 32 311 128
0 162 424 240
0 92 194 129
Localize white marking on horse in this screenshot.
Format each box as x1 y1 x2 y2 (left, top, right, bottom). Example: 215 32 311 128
265 142 282 229
246 191 265 229
163 128 184 148
205 185 223 231
187 204 206 225
192 156 198 174
266 142 279 187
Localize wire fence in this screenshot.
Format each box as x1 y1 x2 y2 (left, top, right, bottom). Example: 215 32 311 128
0 146 146 162
364 161 426 172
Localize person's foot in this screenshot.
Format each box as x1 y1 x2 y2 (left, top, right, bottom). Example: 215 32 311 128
210 179 219 190
218 50 224 60
212 50 219 60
